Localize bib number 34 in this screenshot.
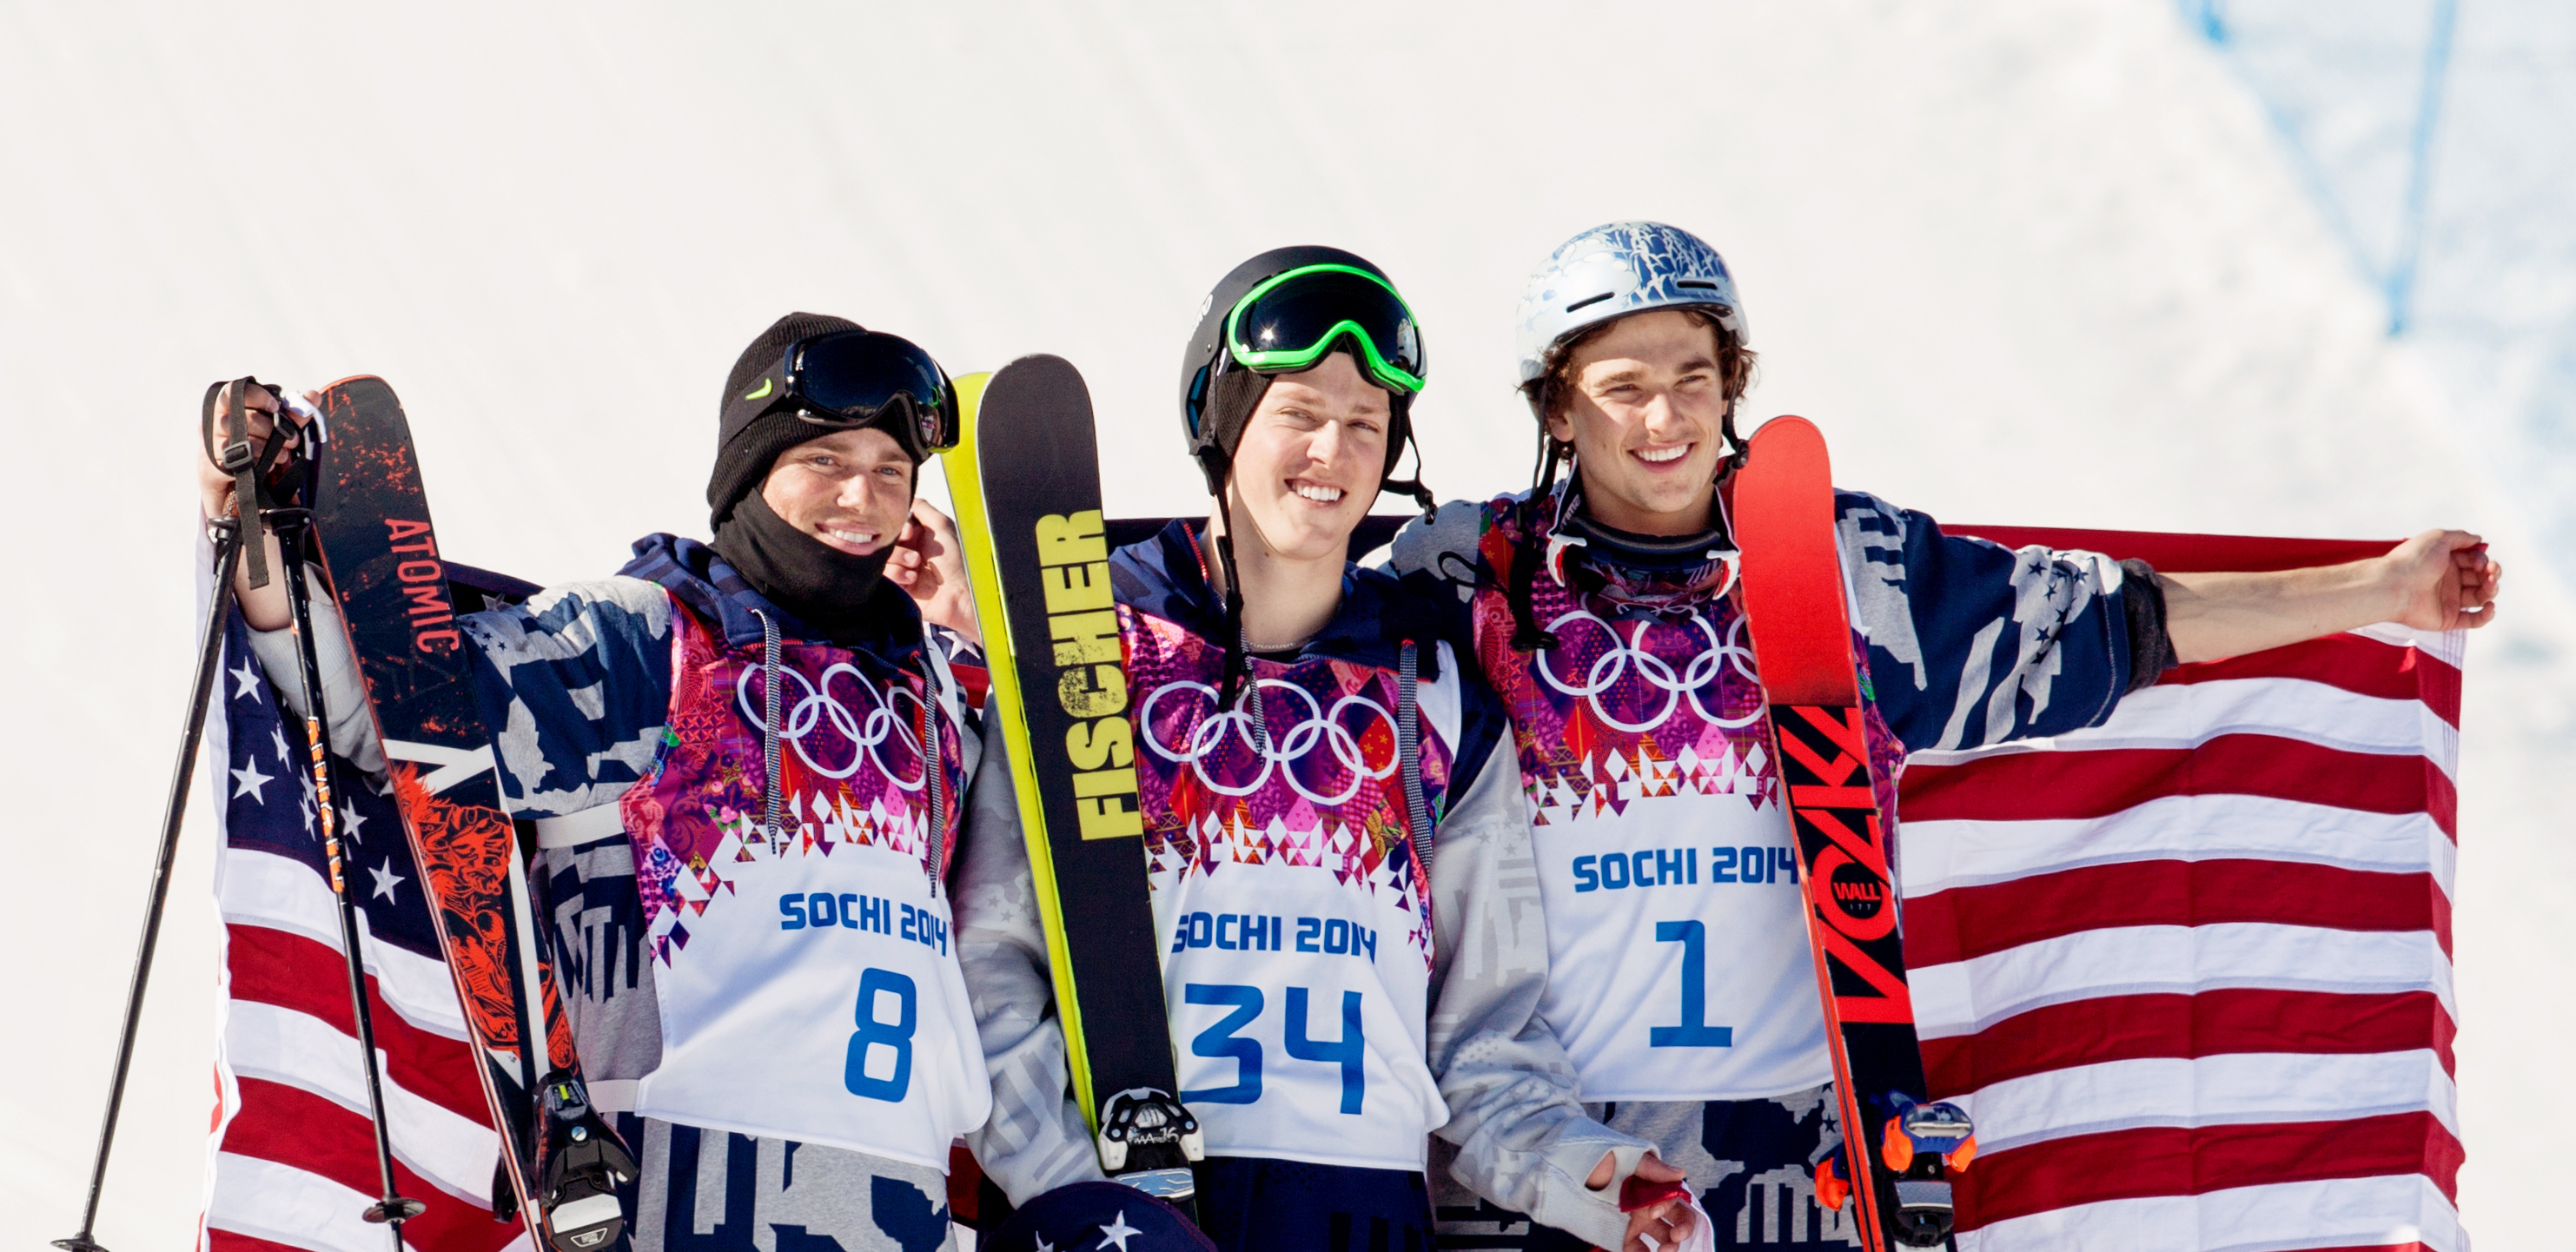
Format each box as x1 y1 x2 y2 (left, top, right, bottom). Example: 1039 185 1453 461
1180 983 1367 1114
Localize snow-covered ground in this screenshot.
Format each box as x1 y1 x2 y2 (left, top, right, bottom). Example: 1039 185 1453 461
3 2 2565 1248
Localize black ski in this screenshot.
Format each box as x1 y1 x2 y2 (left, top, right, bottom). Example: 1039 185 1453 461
943 357 1204 1209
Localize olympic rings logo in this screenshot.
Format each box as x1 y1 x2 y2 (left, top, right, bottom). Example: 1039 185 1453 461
735 661 929 790
1139 678 1399 807
1537 610 1764 733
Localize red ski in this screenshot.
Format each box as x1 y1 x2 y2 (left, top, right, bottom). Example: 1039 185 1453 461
1734 416 1976 1249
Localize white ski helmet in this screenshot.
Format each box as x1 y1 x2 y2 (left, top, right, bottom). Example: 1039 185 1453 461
1512 221 1749 416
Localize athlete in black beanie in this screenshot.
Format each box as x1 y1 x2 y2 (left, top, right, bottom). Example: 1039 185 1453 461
705 312 969 645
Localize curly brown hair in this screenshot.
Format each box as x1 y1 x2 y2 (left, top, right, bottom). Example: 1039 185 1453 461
1517 307 1757 423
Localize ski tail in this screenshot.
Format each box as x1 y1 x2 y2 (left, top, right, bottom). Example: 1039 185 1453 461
1734 416 1975 1250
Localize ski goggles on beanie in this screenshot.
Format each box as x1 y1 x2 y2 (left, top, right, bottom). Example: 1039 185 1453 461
733 329 961 462
1222 263 1427 395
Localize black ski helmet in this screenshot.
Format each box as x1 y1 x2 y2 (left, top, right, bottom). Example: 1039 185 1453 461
1175 246 1429 504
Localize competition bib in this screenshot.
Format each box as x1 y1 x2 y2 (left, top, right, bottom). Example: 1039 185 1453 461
620 606 985 1167
1471 501 1904 1103
1124 606 1455 1170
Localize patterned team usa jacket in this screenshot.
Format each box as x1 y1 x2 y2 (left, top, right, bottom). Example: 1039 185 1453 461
266 532 990 1249
1387 483 2149 1106
959 519 1662 1245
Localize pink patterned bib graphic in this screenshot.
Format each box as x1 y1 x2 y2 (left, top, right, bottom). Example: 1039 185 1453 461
1467 496 1909 822
1121 606 1447 967
1471 506 1781 825
620 606 965 964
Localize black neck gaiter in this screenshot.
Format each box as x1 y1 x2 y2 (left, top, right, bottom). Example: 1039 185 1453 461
710 492 897 645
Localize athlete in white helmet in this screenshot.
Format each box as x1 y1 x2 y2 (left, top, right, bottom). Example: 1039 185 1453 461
1387 221 2503 1249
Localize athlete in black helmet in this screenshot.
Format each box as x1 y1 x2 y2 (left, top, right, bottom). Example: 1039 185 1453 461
957 248 1696 1252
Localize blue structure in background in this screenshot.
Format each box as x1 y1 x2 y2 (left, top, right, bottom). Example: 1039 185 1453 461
2185 0 2576 593
2181 0 2457 334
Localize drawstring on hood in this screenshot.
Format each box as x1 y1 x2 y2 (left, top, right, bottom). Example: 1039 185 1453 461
747 606 947 897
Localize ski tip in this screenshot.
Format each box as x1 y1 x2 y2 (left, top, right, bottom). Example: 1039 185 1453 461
1735 414 1861 708
1745 413 1824 459
989 354 1085 394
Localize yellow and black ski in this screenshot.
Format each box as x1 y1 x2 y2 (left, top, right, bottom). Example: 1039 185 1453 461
943 356 1204 1210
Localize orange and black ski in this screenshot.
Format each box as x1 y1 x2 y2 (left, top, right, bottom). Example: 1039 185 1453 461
310 377 632 1250
1733 416 1977 1249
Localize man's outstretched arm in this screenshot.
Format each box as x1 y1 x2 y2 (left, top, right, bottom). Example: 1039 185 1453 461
2162 528 2504 664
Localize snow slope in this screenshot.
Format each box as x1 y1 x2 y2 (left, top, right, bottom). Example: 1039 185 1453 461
3 2 2563 1247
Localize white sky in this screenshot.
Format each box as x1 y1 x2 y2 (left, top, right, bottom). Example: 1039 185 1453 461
3 3 2565 1248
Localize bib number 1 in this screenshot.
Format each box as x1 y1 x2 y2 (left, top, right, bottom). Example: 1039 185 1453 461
846 967 918 1102
1650 920 1734 1048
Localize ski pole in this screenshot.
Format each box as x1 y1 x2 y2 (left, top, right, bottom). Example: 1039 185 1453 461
270 505 426 1243
52 520 244 1252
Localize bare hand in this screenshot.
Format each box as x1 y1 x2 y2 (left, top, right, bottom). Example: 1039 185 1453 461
1587 1150 1696 1251
2381 528 2502 633
889 498 980 648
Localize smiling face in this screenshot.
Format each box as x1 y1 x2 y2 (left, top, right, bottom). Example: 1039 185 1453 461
1226 350 1389 563
1545 308 1732 536
758 426 915 556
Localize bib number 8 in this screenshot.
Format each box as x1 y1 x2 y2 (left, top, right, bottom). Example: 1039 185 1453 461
845 967 917 1102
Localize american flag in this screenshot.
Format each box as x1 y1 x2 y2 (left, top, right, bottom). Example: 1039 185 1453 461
202 604 528 1252
1907 529 2464 1252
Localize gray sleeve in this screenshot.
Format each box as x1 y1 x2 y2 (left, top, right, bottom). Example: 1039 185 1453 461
954 714 1108 1203
246 567 385 775
1375 498 1487 601
1426 736 1652 1250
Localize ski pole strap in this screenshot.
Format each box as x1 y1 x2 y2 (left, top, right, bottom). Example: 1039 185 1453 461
1398 640 1431 878
203 377 268 588
755 609 785 844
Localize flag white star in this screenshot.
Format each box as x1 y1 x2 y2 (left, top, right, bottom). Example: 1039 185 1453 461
341 800 367 844
368 858 405 903
229 657 262 701
230 757 274 803
271 725 292 765
1096 1212 1142 1251
1035 1238 1055 1252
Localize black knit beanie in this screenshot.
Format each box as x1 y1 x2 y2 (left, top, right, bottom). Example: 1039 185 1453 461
707 311 866 530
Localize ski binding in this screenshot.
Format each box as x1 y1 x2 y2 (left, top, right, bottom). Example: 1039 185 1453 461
1097 1087 1204 1199
537 1071 638 1251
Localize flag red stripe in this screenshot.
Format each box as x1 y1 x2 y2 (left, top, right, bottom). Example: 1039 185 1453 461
1950 1110 2465 1229
208 1231 328 1252
220 1077 521 1251
1904 860 2453 968
1921 989 2459 1096
225 924 493 1126
1897 735 2456 837
2159 633 2460 728
1944 527 2393 574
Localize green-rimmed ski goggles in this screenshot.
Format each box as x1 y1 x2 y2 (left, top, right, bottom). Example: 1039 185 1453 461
1223 263 1427 394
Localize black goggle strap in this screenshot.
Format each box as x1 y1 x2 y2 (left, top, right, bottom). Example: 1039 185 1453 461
201 375 298 589
1381 417 1435 513
1508 431 1572 652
